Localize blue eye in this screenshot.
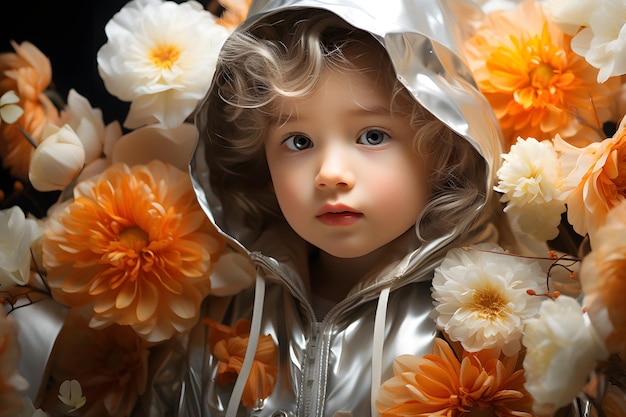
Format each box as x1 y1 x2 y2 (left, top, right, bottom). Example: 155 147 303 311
358 129 389 145
284 134 313 151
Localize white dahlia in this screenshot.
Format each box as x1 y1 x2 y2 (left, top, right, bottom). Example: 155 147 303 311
431 244 546 356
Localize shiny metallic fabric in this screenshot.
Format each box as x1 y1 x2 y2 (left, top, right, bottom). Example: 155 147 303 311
145 0 508 416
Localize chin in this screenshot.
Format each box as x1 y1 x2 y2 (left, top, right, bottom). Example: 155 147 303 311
319 245 379 259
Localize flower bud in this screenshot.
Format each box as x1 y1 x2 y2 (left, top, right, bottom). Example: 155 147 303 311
29 124 85 192
0 206 40 288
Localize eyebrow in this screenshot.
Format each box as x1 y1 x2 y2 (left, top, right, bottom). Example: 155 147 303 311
272 104 392 126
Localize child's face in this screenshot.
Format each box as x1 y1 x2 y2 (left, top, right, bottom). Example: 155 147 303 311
264 68 429 258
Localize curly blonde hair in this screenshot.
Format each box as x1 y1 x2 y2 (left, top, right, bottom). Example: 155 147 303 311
196 9 490 245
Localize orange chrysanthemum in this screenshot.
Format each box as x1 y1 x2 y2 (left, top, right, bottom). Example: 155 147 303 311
40 308 150 417
205 318 278 409
0 40 59 179
376 338 533 417
464 1 616 149
42 161 226 342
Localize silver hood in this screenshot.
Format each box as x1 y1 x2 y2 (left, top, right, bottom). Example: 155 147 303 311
190 0 506 286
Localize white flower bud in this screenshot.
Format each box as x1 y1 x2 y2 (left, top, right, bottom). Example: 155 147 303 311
29 124 85 192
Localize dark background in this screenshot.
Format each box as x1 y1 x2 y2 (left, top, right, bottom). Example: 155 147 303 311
0 0 221 216
0 1 132 216
1 1 132 125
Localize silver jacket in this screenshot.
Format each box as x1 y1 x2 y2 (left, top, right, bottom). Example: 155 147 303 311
144 0 508 416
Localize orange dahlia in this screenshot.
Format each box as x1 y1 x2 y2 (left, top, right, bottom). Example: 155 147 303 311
376 338 533 417
555 118 626 242
42 161 226 342
0 41 59 179
580 200 626 354
463 1 616 149
205 318 278 409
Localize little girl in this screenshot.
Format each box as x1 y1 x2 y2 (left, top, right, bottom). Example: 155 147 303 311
146 0 516 416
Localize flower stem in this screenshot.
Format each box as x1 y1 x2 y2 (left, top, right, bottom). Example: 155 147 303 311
18 126 38 148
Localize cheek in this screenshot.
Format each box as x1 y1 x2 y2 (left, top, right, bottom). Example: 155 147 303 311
270 167 310 215
368 163 428 215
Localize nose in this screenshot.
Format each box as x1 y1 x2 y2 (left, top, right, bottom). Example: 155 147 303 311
315 146 355 190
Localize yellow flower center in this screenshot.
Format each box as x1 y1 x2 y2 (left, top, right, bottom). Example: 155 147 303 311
472 287 508 320
119 226 149 252
149 44 180 70
529 62 554 89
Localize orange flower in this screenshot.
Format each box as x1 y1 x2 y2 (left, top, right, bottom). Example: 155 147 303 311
0 312 27 417
215 0 253 29
0 41 59 179
376 338 533 417
580 200 626 354
555 119 626 242
42 161 226 342
463 1 615 149
205 318 278 408
40 308 150 417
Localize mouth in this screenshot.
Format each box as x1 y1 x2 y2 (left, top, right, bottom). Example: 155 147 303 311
316 204 363 226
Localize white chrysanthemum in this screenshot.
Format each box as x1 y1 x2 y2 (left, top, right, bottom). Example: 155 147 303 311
495 137 566 241
96 0 230 129
431 244 545 356
522 296 609 416
571 0 626 83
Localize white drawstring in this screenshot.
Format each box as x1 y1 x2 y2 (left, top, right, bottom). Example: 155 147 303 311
370 285 390 417
225 270 266 417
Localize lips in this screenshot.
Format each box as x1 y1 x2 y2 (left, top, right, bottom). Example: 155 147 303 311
316 204 363 226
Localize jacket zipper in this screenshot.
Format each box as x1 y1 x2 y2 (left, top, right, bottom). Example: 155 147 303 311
248 252 417 416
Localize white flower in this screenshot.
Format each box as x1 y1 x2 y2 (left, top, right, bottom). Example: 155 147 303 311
571 0 626 83
64 89 121 164
544 0 597 35
63 89 123 183
431 244 545 356
96 0 230 129
0 90 23 124
57 380 86 412
110 122 198 171
495 137 566 241
210 250 256 297
0 206 39 288
474 0 522 13
28 124 85 192
522 295 609 416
